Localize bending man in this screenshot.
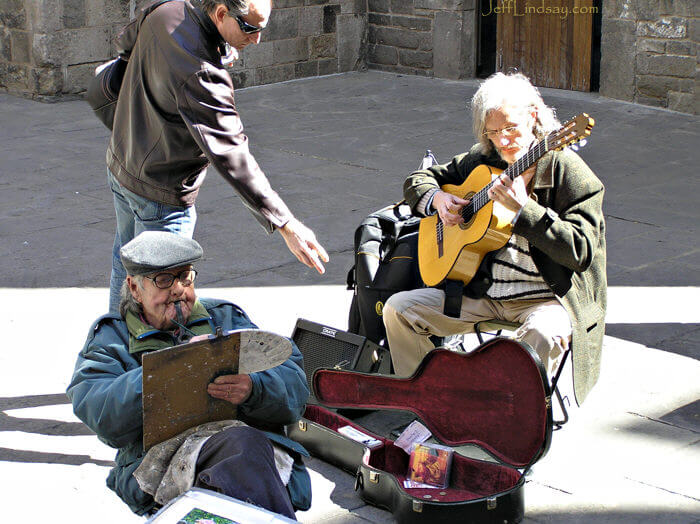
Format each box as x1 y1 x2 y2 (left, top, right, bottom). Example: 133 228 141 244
106 0 328 312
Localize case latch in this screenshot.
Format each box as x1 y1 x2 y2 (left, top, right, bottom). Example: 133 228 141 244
369 471 380 484
412 500 423 513
334 360 350 370
298 420 307 432
486 496 497 510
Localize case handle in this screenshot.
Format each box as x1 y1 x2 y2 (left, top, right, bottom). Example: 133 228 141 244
354 468 363 491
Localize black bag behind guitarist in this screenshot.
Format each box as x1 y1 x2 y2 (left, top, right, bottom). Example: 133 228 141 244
383 72 607 407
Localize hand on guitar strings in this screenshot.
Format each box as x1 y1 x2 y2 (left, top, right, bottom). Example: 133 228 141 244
488 166 535 213
433 190 470 227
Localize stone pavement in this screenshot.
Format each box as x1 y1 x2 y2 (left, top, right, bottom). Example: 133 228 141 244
1 71 699 523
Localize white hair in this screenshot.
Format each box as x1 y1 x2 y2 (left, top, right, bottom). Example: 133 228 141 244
471 72 560 154
118 276 144 319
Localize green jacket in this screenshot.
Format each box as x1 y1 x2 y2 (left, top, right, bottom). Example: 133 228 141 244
405 144 607 404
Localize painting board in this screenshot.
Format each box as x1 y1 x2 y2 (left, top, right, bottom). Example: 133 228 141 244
142 330 240 450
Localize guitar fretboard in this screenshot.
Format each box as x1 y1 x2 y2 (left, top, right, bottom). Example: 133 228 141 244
459 137 548 221
434 136 551 241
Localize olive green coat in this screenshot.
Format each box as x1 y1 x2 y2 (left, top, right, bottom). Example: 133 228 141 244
405 145 606 404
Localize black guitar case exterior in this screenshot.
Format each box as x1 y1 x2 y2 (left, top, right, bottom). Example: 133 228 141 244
287 338 554 523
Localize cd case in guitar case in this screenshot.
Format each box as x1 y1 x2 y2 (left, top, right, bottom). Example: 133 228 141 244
287 338 554 523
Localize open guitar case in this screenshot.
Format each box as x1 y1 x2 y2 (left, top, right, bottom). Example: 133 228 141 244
287 338 554 523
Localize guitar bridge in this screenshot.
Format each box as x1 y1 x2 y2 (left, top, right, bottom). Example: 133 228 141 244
436 218 444 258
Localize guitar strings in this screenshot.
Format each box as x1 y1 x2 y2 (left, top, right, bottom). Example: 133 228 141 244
436 128 559 241
432 117 587 260
458 137 548 222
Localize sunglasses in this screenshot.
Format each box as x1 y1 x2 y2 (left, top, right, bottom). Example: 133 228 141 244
235 15 263 34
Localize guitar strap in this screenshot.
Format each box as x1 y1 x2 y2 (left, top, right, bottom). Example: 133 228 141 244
441 251 496 317
443 280 464 318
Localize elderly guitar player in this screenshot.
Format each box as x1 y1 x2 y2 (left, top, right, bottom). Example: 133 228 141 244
383 72 606 407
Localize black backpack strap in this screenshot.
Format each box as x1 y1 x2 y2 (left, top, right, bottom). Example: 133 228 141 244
346 265 356 290
443 279 464 318
379 212 407 259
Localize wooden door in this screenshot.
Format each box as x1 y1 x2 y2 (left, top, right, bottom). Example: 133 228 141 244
496 0 596 91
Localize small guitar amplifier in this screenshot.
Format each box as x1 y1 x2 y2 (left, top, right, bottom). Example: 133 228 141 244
291 318 391 399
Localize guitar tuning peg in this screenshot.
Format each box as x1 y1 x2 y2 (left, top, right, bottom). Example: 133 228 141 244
569 144 579 152
578 139 587 148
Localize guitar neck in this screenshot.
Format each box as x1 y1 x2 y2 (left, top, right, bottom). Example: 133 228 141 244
461 137 550 219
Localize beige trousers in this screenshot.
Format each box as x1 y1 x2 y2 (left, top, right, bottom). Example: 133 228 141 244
383 288 572 380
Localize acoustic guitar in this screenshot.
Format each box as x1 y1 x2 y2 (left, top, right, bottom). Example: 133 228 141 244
417 113 594 288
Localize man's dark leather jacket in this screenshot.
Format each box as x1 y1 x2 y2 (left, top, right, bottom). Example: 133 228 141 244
107 0 291 232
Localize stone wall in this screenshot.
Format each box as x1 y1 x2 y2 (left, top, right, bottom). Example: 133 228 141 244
3 0 699 116
228 0 366 88
366 0 476 79
0 0 366 100
600 0 698 114
0 0 125 100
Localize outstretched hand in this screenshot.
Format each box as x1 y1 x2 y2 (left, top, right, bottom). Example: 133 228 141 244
432 190 470 227
279 217 329 274
207 374 253 405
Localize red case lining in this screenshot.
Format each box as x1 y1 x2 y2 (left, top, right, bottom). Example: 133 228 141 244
303 404 521 502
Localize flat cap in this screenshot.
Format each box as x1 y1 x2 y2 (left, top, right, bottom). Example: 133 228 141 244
120 231 203 276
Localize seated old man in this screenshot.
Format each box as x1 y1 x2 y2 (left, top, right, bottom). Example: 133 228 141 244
384 72 606 407
66 231 310 518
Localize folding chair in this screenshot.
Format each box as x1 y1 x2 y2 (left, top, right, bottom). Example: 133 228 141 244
473 319 571 429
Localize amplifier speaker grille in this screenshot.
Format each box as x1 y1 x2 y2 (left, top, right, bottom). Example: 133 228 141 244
292 318 376 399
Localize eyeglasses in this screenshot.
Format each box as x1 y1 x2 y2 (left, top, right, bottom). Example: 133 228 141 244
235 15 263 34
483 125 521 140
145 269 198 289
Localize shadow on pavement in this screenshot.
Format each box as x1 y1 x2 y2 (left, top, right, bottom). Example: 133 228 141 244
0 446 114 467
606 323 700 360
525 509 700 523
0 393 91 437
659 400 700 431
0 393 114 467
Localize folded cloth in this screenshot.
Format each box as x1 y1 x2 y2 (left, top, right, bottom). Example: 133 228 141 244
134 420 293 505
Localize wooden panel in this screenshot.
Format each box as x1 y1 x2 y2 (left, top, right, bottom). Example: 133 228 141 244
142 331 241 450
141 329 293 450
496 0 594 91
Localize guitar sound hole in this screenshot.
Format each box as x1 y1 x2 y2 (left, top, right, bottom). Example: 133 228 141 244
459 192 476 230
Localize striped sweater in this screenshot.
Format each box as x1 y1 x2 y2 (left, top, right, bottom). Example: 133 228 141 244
486 234 554 301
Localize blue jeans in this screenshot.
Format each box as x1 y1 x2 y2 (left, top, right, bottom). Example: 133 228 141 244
108 171 197 313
